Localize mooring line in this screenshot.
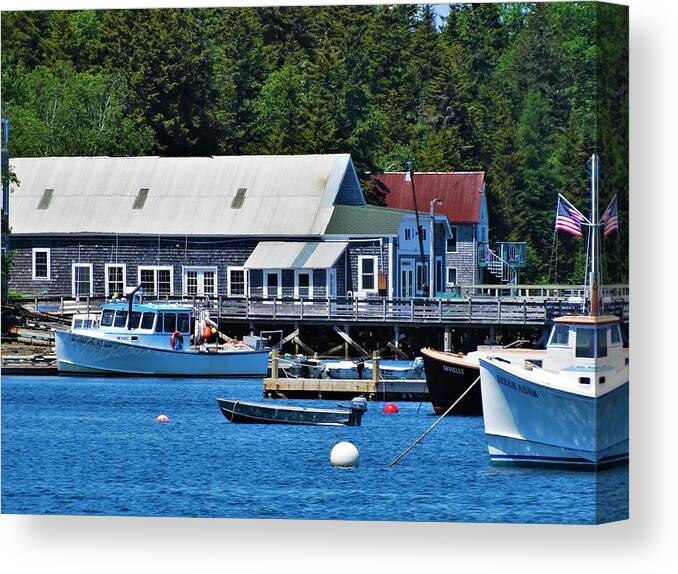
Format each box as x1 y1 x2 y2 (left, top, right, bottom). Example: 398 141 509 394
388 376 481 469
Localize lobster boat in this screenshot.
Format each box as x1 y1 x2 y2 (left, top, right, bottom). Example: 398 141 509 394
55 287 268 377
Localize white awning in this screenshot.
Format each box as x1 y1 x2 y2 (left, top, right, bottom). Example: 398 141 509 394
244 241 348 270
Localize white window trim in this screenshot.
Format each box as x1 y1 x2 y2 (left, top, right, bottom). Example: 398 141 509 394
294 269 314 300
263 269 282 299
447 226 458 253
32 248 51 280
71 263 94 297
104 263 127 297
446 266 458 288
181 265 218 297
138 265 174 296
227 266 248 297
358 255 379 295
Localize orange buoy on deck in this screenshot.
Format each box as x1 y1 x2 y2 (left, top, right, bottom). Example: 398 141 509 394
383 403 399 414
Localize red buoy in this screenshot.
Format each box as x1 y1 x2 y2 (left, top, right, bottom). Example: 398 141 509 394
383 403 399 414
156 414 170 423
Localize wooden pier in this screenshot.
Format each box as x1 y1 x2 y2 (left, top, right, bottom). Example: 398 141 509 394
19 283 629 329
263 377 428 402
264 349 428 401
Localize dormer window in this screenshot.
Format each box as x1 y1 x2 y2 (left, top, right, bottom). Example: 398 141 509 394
231 188 247 209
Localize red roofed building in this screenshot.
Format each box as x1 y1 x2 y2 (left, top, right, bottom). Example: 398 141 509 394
374 172 490 286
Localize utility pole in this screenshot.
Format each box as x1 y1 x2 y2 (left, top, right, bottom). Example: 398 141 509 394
405 160 428 295
429 198 442 298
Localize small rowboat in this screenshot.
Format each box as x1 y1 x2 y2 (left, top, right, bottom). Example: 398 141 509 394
216 397 367 426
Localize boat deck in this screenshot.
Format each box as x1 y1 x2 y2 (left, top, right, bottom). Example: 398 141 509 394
263 377 428 401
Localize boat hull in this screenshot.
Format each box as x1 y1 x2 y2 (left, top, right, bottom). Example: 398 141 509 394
479 358 629 468
55 331 269 377
216 399 363 426
421 349 482 416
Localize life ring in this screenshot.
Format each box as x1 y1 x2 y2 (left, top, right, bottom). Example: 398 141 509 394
170 330 184 350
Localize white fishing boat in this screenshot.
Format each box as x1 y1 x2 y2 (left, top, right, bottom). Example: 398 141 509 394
55 288 269 377
478 154 628 468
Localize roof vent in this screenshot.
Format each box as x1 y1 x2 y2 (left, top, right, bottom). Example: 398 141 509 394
230 188 247 209
133 188 149 209
37 188 53 209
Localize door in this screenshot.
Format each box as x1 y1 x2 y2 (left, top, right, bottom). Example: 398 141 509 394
400 260 415 299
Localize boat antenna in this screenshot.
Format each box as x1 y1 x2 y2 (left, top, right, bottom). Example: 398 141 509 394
405 160 428 294
589 154 600 316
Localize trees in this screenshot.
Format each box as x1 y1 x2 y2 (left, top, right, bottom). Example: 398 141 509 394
0 4 628 283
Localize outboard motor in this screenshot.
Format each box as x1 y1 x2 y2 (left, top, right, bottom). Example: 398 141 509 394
348 396 368 426
413 356 424 375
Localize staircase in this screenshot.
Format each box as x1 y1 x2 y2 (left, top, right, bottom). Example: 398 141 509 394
483 247 518 284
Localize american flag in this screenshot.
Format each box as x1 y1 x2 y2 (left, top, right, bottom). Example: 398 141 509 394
555 194 586 237
600 195 619 237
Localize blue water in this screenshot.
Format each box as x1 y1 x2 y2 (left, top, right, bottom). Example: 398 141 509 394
1 376 628 524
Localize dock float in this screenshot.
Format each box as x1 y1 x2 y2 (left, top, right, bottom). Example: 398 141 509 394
263 377 428 401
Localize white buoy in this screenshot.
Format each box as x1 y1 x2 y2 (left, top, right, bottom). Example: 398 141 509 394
330 441 360 468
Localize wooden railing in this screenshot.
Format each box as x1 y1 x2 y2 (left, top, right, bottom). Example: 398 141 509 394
15 285 629 327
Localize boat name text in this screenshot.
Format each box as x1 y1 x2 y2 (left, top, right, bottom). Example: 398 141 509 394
497 375 539 398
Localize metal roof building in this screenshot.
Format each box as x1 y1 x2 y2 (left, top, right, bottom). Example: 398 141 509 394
9 154 366 236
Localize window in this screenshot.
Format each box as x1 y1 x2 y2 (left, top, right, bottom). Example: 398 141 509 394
264 270 281 299
32 248 50 280
128 311 142 329
610 325 622 345
435 257 444 294
579 377 591 385
358 256 378 293
574 327 608 359
114 310 128 328
421 228 426 241
446 267 457 288
447 227 458 253
141 313 155 330
575 328 594 358
138 266 174 296
105 264 126 297
294 270 313 299
178 313 190 333
227 267 247 297
230 188 247 209
596 326 608 358
549 325 570 346
416 261 428 292
599 376 606 385
37 189 54 209
101 309 115 327
132 188 149 209
72 263 93 297
163 313 176 333
404 229 413 241
182 266 217 297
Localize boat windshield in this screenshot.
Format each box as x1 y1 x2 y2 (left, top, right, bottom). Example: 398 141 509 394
140 312 155 330
113 310 128 328
129 311 142 329
548 325 570 346
575 327 608 359
101 309 114 327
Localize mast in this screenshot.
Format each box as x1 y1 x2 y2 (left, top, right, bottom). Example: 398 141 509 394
589 154 600 316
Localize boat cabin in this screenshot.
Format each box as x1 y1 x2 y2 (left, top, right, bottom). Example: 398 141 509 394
543 315 626 380
70 301 195 351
